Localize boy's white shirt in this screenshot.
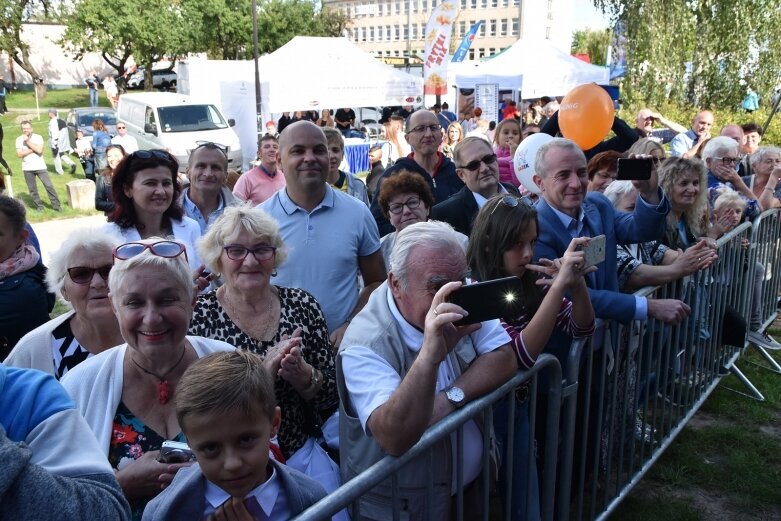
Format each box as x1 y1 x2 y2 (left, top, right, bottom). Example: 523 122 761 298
203 465 290 519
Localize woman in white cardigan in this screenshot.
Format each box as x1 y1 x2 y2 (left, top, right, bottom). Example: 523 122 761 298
101 149 203 273
6 229 124 379
61 238 234 520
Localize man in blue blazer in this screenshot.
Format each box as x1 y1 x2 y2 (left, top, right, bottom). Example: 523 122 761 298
532 138 690 325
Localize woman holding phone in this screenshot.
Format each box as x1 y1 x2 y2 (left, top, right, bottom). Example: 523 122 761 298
467 194 595 521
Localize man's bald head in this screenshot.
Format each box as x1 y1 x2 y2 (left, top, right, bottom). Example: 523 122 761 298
278 120 326 150
720 123 744 145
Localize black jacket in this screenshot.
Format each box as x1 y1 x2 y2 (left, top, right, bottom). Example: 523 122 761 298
431 183 520 237
541 111 639 159
370 154 464 236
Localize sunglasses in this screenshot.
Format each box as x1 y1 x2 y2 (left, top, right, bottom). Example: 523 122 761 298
67 265 112 284
112 241 188 264
223 244 277 262
128 149 176 163
489 194 533 218
195 141 228 156
116 126 126 129
458 153 497 172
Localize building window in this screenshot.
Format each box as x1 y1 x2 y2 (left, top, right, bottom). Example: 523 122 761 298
479 22 486 37
395 50 401 57
548 11 554 20
469 48 475 60
480 0 487 7
547 0 553 9
377 25 383 41
369 27 375 41
395 24 400 39
412 23 418 39
395 1 400 13
512 17 519 35
461 0 467 7
377 2 383 15
459 21 466 34
501 19 508 36
491 0 497 6
489 19 496 36
403 24 409 39
545 26 551 38
423 0 428 11
470 0 477 8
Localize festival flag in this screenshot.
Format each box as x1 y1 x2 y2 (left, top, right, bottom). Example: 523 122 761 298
608 20 627 80
422 2 459 95
451 21 482 63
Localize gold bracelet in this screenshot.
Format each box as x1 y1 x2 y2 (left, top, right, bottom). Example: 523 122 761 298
301 367 323 399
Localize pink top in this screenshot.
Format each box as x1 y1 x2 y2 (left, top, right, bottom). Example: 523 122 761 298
232 166 287 205
494 145 519 187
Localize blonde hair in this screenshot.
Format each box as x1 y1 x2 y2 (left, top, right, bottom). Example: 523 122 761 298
176 350 277 427
658 157 709 236
713 188 746 213
197 204 287 275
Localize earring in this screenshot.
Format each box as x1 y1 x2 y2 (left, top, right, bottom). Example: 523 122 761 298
272 268 278 277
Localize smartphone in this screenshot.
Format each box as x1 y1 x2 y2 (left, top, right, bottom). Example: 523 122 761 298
159 441 196 463
446 277 525 326
581 235 606 268
616 158 653 181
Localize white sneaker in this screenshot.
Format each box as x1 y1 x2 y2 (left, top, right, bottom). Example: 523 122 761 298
747 330 781 350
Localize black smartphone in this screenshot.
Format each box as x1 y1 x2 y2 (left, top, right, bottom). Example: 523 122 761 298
616 158 653 180
446 276 525 326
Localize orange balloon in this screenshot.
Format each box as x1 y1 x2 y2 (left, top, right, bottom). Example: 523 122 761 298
558 84 615 150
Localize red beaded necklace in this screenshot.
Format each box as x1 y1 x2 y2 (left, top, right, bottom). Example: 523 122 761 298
130 347 187 405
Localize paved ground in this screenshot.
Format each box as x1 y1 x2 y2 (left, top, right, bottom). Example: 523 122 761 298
31 215 106 265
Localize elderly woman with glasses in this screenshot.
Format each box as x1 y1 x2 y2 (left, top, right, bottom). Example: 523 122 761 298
5 229 124 379
467 194 595 521
701 136 760 219
187 205 344 509
746 146 781 210
376 169 468 271
95 144 127 215
103 149 203 274
61 238 234 520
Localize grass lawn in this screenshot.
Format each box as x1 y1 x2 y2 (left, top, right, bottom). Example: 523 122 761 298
4 87 112 111
610 331 781 521
1 116 100 223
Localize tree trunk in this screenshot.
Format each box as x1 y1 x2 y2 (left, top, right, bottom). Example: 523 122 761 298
144 64 154 92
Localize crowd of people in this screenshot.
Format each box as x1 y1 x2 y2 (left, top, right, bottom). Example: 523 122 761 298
1 95 781 521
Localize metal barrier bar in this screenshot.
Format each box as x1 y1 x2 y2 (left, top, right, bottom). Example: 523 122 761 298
292 354 563 521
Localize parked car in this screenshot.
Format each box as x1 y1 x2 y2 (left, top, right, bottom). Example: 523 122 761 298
126 67 177 90
66 107 117 148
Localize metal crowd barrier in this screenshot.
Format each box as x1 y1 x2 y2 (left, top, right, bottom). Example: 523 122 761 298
294 213 781 521
292 354 563 521
745 208 781 378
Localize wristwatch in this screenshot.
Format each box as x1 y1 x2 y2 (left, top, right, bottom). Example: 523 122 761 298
444 386 466 408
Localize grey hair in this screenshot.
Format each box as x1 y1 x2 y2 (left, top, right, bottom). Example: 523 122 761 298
389 221 466 287
197 204 287 275
749 146 781 168
535 138 585 178
108 237 195 304
453 136 493 167
45 228 119 301
713 187 747 213
603 180 637 207
701 136 739 164
542 101 559 117
627 138 665 157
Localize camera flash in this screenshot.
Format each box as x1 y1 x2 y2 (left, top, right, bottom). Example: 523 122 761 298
504 292 516 303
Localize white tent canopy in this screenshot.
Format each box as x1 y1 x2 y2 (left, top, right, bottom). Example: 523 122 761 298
260 36 423 114
454 39 609 98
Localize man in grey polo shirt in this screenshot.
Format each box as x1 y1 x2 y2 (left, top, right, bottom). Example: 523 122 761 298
260 121 386 347
181 142 239 234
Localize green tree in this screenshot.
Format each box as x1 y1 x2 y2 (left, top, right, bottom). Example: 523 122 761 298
61 0 190 91
181 0 253 60
256 0 350 54
593 0 781 108
0 0 53 97
571 28 611 66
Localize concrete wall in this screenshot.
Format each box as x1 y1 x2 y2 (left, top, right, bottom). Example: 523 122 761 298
0 22 115 89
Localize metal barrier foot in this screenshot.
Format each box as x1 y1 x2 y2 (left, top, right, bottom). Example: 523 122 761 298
744 344 781 375
720 364 766 401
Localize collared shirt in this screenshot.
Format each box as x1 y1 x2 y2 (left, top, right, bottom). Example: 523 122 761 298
471 184 508 209
203 466 291 520
341 287 510 493
260 186 381 332
669 129 698 157
111 133 139 154
182 187 226 234
233 166 287 205
545 198 660 320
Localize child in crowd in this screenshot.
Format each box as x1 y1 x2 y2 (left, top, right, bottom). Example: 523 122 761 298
493 118 522 187
141 351 327 521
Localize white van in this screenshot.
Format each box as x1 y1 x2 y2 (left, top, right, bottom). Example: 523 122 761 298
117 92 242 171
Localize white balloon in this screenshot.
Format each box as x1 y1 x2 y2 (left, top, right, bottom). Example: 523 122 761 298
513 133 553 195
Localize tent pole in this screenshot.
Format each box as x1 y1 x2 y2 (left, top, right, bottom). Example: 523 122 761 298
252 0 262 128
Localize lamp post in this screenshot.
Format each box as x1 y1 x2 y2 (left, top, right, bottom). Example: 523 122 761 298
252 0 262 128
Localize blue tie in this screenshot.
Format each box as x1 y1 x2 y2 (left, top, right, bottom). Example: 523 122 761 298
244 496 267 520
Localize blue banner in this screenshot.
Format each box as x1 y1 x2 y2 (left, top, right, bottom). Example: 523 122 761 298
451 21 482 63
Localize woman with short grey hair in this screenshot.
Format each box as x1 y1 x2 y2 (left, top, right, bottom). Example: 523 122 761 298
6 229 124 379
61 237 234 519
702 136 760 218
746 146 781 209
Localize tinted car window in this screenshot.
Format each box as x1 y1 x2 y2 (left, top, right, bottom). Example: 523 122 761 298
79 111 117 127
157 105 227 132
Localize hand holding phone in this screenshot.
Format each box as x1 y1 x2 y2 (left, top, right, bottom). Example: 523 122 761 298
446 277 525 326
158 441 196 463
617 158 652 181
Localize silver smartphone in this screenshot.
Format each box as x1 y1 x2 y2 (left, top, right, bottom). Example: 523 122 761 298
582 234 606 268
159 441 196 463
